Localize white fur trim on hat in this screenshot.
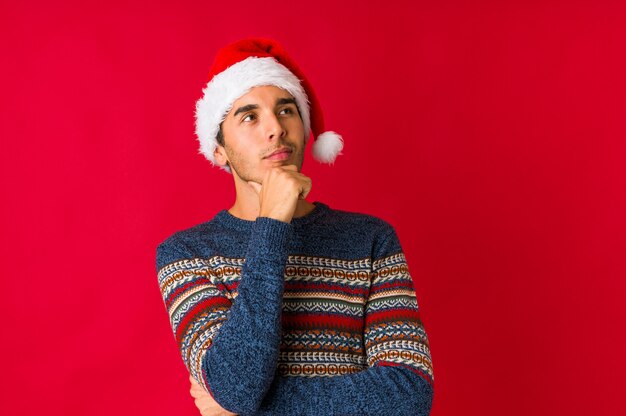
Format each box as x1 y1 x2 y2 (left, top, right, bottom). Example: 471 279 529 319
312 131 344 163
195 57 311 173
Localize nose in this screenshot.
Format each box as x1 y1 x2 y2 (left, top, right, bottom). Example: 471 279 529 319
264 112 286 141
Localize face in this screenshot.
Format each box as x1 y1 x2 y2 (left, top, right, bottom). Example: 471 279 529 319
214 85 306 184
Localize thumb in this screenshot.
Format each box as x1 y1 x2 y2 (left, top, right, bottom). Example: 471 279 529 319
247 181 262 195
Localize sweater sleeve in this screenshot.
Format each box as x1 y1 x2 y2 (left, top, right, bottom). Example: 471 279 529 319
156 217 293 415
254 226 434 416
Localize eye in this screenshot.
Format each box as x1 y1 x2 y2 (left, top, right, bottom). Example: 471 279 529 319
242 113 256 122
279 107 295 115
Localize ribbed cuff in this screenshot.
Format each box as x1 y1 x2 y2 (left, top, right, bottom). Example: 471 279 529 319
246 216 293 261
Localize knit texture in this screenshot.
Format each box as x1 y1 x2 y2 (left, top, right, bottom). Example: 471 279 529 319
156 202 434 415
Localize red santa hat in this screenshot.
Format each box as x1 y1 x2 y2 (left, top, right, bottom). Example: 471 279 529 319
195 37 344 173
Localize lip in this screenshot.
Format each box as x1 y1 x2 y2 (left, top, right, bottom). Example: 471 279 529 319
265 147 292 161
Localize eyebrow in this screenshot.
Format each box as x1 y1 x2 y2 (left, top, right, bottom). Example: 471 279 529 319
233 97 297 117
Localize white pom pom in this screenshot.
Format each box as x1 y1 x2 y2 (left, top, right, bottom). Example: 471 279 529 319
312 131 344 164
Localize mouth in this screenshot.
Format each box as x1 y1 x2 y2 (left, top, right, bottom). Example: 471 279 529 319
264 147 293 161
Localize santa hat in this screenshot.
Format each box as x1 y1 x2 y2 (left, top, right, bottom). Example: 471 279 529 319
195 37 344 173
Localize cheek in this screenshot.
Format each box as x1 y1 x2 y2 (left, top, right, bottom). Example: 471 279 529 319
235 128 261 145
224 129 253 151
224 135 260 162
288 120 305 136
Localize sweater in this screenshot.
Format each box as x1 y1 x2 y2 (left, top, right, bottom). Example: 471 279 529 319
156 201 434 415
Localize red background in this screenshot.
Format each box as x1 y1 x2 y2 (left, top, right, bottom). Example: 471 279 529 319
1 1 625 415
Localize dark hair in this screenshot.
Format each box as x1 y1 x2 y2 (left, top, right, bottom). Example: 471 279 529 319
215 122 230 169
216 122 225 147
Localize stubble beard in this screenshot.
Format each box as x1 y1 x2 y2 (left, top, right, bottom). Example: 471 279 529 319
226 143 305 185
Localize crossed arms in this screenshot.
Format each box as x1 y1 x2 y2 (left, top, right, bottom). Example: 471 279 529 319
157 218 434 415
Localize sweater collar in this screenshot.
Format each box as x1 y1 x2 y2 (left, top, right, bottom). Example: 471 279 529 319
214 201 329 232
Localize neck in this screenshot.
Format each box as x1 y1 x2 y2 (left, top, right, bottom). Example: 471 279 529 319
228 198 316 222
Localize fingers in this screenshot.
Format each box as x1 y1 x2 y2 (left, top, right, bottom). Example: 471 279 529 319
295 173 312 199
247 164 313 222
189 375 206 398
248 166 308 197
190 375 202 388
194 398 212 416
299 179 312 199
190 385 202 398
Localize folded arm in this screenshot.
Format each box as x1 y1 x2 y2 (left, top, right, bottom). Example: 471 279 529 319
157 218 293 415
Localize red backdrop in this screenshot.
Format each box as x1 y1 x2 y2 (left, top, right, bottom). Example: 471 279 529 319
1 1 625 415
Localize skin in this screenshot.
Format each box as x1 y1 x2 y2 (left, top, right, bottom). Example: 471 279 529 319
189 375 235 416
190 85 315 415
214 84 315 223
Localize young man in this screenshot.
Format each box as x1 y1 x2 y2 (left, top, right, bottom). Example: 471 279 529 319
156 38 434 416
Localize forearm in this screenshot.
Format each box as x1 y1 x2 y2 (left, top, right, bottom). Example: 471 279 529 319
200 217 293 414
256 365 433 416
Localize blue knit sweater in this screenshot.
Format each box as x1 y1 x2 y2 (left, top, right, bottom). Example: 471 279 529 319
156 201 434 415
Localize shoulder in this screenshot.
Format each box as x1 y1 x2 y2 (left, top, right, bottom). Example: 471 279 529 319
315 204 401 258
324 204 396 236
328 203 407 250
155 216 234 270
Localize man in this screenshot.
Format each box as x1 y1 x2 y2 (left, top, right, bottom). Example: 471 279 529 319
156 38 434 416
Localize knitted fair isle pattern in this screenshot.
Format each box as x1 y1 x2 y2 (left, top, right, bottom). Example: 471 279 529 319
159 252 433 384
156 202 434 415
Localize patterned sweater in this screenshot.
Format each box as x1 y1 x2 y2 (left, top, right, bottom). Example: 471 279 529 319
156 201 434 415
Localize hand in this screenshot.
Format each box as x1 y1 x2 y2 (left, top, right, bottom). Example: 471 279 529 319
189 375 238 416
247 164 312 223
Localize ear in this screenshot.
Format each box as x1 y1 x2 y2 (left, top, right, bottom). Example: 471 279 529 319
213 144 229 167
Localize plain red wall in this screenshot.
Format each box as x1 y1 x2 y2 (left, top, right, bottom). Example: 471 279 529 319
1 1 625 415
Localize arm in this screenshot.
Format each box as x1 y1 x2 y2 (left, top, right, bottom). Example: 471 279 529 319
254 227 434 416
157 217 292 415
